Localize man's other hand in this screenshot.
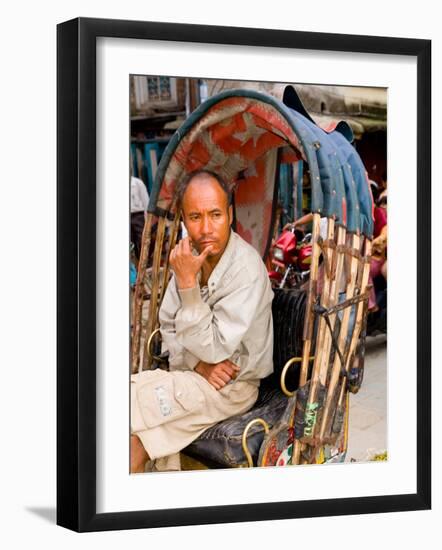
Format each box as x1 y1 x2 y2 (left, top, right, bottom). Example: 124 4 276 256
195 360 240 390
169 237 213 289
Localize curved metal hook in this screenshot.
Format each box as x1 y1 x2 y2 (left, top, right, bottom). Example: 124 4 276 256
242 418 270 467
280 356 315 397
146 327 162 363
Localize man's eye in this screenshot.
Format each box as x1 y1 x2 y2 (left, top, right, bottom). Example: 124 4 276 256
212 212 221 218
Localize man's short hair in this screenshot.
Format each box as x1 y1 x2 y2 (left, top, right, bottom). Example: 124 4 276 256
176 169 232 211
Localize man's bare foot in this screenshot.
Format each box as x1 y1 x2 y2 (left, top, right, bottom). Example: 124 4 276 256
130 435 149 473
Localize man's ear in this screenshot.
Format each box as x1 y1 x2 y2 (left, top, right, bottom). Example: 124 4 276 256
228 205 233 225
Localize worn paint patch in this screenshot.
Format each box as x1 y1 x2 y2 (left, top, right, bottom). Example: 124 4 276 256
154 385 172 417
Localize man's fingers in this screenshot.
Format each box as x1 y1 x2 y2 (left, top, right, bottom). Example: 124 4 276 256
219 361 240 378
208 361 240 384
209 378 222 390
212 375 227 389
215 370 231 384
217 363 236 379
182 237 191 253
224 360 240 370
198 245 213 262
169 247 176 266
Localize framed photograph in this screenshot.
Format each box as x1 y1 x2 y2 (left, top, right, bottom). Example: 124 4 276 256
57 17 431 532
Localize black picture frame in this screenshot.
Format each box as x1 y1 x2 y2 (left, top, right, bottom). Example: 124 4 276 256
57 17 431 532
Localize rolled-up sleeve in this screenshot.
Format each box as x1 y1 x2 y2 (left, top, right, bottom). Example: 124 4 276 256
175 275 262 365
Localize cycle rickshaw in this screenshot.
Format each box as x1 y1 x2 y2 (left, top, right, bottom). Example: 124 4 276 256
131 86 374 468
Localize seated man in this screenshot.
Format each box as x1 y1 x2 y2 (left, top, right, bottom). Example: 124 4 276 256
131 169 274 472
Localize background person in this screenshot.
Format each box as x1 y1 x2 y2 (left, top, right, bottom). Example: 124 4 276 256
130 174 149 260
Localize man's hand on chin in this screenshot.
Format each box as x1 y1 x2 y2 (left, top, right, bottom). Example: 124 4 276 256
169 236 213 289
195 360 241 390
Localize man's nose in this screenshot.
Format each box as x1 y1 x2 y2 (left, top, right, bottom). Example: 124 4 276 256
201 215 212 234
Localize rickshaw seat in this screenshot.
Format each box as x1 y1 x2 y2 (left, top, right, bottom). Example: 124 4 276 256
184 288 307 468
184 383 288 468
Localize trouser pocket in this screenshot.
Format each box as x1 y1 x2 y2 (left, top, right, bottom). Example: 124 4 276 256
135 370 205 429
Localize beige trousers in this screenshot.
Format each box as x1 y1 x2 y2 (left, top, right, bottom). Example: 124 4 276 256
131 369 259 469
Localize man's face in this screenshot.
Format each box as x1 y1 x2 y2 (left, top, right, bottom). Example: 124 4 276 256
181 174 232 263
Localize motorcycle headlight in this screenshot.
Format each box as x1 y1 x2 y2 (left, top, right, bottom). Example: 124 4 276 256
273 247 284 261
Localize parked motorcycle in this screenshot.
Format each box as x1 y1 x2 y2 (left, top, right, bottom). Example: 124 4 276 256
268 225 312 289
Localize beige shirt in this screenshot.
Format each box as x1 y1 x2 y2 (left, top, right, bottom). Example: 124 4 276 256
159 231 274 384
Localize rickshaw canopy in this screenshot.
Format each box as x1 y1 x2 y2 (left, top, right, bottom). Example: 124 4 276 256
148 87 373 258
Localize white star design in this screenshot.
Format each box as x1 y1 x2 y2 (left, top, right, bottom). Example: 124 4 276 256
232 112 267 147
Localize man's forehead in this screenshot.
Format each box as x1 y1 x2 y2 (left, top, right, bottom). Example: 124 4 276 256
186 174 221 191
182 176 228 208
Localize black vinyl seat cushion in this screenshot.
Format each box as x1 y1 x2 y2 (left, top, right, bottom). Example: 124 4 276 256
184 288 309 468
185 385 288 468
